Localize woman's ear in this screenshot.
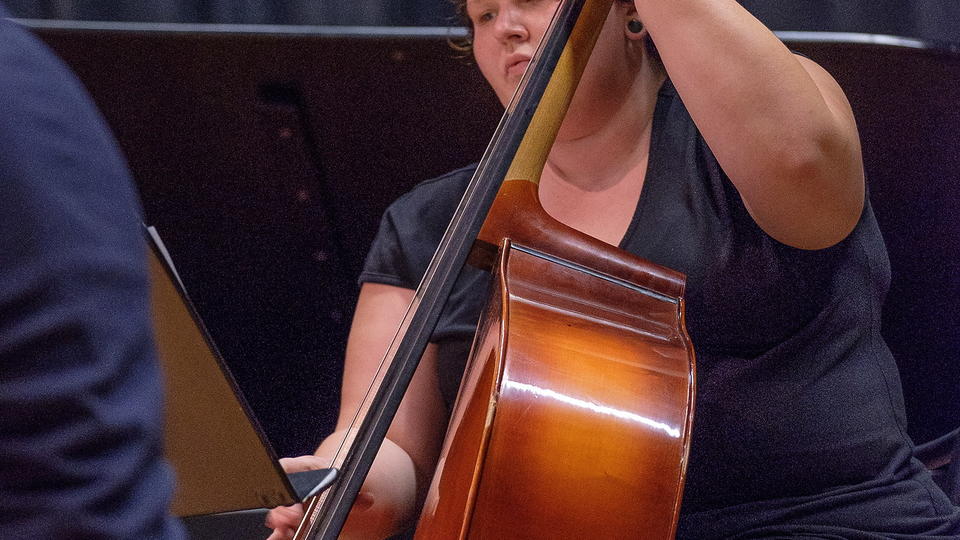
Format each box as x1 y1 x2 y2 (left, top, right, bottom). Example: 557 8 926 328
620 2 646 41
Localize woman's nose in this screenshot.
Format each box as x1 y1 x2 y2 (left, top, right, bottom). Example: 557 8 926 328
493 9 529 43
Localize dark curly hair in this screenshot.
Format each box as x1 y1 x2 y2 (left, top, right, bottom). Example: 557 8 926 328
448 0 474 56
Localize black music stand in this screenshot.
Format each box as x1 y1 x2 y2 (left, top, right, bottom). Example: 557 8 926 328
147 226 336 536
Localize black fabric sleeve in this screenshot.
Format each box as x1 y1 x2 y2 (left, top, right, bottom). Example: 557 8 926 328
357 165 478 291
358 207 418 289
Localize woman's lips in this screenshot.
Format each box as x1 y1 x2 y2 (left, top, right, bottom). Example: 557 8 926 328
506 57 531 77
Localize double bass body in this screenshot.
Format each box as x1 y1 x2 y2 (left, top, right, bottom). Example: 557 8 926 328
415 180 697 538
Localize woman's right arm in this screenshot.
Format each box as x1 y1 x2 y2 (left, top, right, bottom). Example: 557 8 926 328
266 283 449 539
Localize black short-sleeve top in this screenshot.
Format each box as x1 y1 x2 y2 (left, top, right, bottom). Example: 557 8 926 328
358 82 960 537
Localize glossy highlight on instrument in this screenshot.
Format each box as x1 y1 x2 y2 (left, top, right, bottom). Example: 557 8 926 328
503 380 683 438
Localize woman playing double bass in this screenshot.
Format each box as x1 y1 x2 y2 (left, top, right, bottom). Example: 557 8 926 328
268 0 960 537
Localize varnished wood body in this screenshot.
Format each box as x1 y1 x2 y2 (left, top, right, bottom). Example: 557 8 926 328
476 180 685 296
416 239 696 539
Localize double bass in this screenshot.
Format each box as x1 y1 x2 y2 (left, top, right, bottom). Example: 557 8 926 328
295 0 696 537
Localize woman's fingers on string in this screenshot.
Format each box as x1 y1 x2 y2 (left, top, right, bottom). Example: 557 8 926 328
279 455 329 473
265 503 304 526
265 502 305 540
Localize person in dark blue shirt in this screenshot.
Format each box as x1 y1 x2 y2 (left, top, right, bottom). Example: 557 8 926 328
0 6 182 538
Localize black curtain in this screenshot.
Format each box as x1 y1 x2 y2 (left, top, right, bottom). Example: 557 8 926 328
741 0 960 44
4 1 960 42
0 0 454 26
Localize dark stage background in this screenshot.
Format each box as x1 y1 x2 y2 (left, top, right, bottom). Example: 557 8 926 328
6 0 960 42
9 4 959 464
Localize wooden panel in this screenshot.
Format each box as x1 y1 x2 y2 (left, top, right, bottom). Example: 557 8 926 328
417 242 695 539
